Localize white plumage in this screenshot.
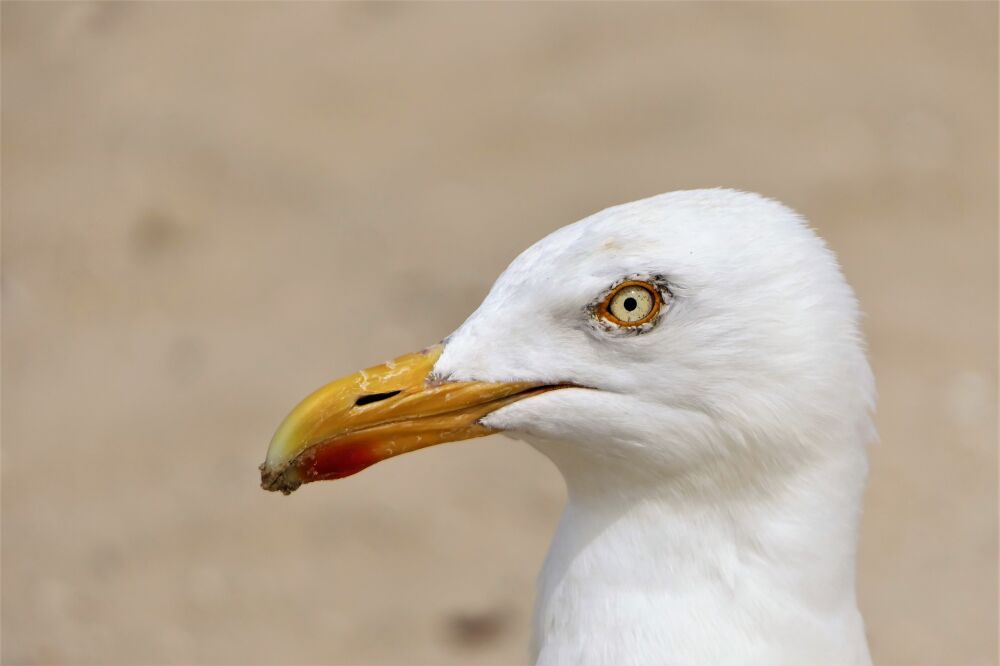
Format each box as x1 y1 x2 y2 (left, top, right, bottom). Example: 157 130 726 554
263 187 876 664
432 189 875 665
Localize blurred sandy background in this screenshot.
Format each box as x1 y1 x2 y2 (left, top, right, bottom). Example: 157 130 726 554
2 2 997 665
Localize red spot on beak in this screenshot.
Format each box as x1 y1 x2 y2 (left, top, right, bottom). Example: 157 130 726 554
298 436 382 481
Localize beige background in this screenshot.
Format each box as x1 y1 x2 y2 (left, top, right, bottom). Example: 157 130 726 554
2 3 997 665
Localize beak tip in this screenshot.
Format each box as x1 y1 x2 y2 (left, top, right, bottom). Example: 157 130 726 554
260 462 302 495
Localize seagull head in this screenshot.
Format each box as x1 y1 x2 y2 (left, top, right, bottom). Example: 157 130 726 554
260 189 874 495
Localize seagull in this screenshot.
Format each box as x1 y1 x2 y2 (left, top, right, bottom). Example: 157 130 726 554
260 189 876 666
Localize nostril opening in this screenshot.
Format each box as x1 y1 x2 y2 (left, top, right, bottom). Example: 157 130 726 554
354 390 402 407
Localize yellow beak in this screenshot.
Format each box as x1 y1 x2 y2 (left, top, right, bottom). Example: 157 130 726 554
260 344 562 494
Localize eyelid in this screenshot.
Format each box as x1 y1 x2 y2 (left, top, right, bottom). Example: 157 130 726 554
596 279 663 328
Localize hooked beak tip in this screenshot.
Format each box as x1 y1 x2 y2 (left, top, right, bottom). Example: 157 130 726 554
259 462 301 495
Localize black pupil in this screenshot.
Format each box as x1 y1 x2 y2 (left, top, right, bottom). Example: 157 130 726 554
623 297 638 312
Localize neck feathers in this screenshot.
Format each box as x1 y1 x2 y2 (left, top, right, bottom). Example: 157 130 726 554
529 437 871 666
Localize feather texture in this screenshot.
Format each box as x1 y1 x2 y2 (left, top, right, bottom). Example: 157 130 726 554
435 189 875 665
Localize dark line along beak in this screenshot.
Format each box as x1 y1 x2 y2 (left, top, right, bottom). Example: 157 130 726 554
260 344 567 494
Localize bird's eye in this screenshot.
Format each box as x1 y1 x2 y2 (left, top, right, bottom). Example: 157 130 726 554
599 281 661 327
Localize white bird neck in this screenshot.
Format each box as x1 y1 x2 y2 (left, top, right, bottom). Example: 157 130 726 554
529 437 872 666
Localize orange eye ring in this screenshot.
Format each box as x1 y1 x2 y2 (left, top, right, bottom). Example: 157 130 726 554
597 280 663 327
